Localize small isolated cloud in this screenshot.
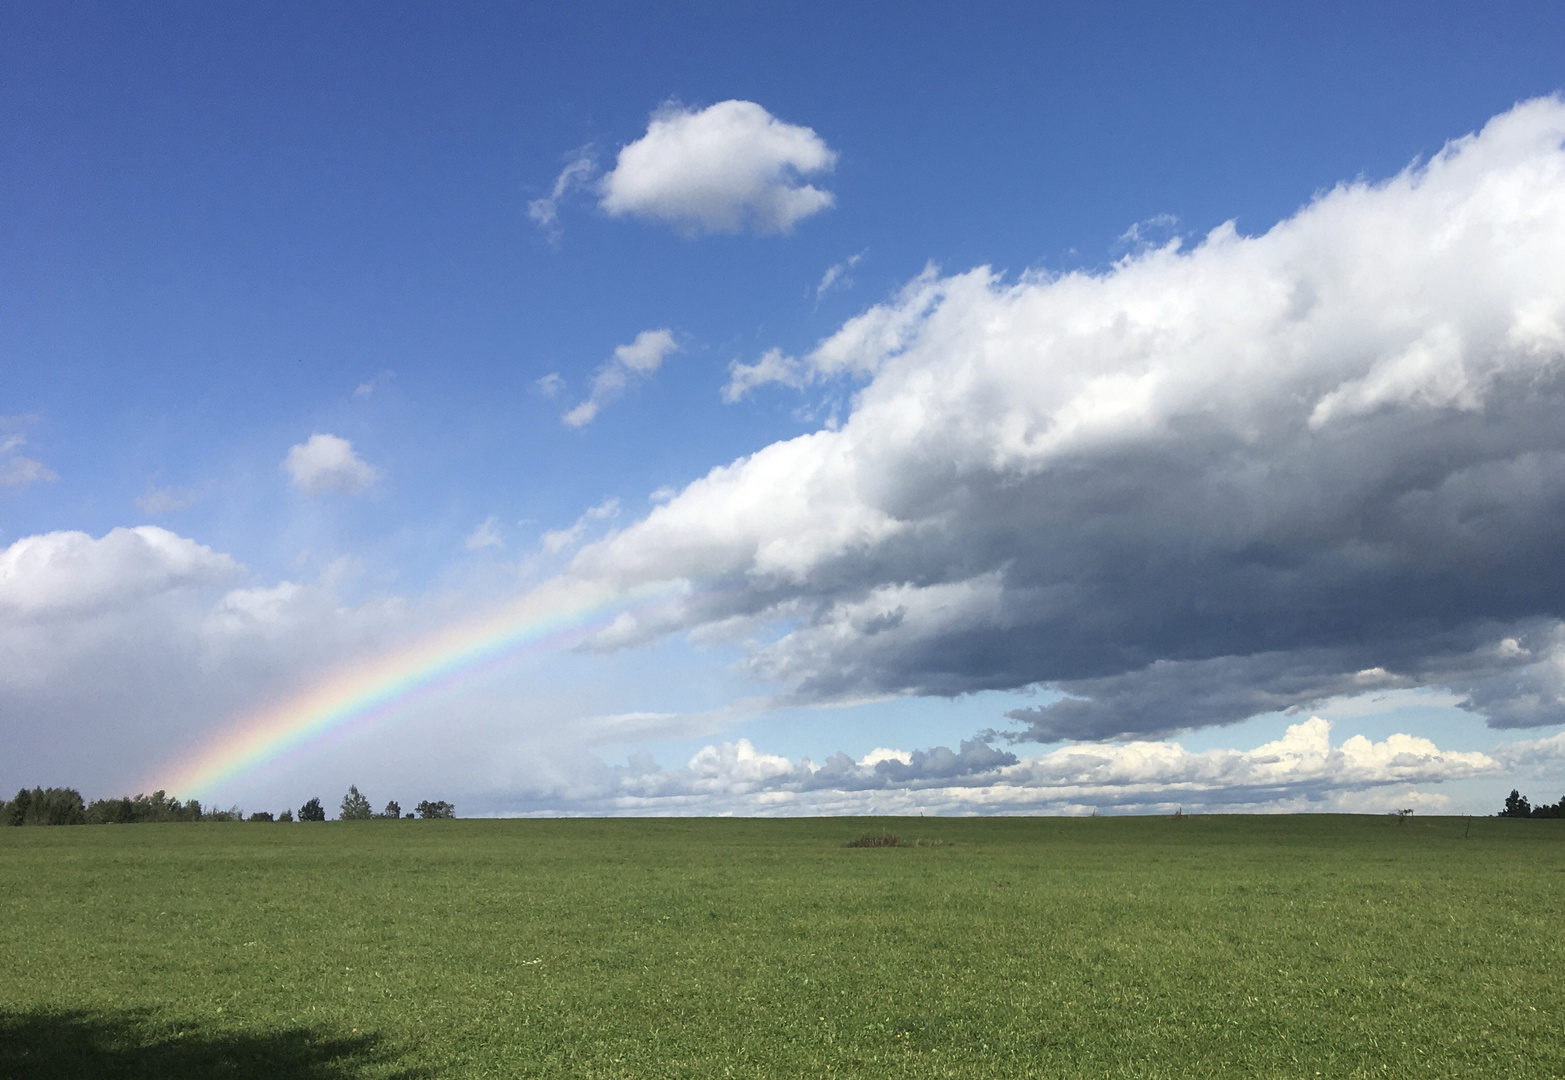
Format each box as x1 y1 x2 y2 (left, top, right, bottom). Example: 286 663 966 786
598 100 837 236
528 149 597 244
465 516 504 551
722 347 811 403
815 251 864 300
542 497 620 554
563 330 679 427
1117 213 1181 249
353 371 394 398
0 432 56 488
282 434 379 495
535 373 565 399
136 484 205 515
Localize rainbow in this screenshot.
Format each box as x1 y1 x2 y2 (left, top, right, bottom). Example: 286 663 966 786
158 577 684 799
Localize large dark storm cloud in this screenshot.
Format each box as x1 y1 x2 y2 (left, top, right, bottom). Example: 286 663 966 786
570 98 1565 739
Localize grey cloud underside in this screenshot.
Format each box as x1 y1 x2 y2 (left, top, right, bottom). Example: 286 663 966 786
650 406 1565 739
567 99 1565 740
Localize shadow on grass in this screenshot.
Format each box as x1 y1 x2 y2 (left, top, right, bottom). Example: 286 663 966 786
0 1009 424 1080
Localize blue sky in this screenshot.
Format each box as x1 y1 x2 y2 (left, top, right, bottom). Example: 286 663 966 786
6 1 1565 816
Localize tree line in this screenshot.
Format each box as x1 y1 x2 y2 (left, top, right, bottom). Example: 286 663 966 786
1498 789 1565 818
1 784 455 825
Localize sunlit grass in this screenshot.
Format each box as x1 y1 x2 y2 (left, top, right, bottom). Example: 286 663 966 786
2 815 1562 1077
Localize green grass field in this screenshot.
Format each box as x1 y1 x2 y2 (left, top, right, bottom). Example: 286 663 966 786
2 815 1562 1078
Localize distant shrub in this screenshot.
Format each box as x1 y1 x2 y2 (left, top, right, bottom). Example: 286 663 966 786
206 806 243 822
248 811 274 822
278 808 294 822
298 797 326 822
415 799 455 819
4 787 86 826
376 800 402 820
844 832 904 848
340 786 373 821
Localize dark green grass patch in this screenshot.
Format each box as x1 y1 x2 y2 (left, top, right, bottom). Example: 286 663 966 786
2 815 1562 1077
843 831 906 847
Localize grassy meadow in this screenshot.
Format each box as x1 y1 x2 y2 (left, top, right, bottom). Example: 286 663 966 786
1 814 1562 1078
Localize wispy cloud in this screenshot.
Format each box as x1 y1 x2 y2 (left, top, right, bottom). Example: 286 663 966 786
563 330 679 427
1117 213 1180 250
353 370 395 398
815 251 864 301
0 431 56 488
465 516 504 551
541 497 620 553
528 149 597 245
722 347 810 403
136 484 207 515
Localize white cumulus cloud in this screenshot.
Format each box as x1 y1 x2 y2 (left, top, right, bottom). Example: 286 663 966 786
0 527 240 618
283 434 380 495
598 100 836 236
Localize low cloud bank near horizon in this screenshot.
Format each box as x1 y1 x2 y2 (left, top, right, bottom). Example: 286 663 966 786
570 96 1565 740
473 715 1560 818
0 526 418 795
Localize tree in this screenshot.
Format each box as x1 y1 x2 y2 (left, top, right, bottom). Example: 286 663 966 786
376 800 401 819
3 788 31 826
298 797 326 822
84 790 203 824
340 786 373 820
3 787 86 826
248 811 275 822
278 808 295 822
415 799 455 819
1500 789 1533 817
